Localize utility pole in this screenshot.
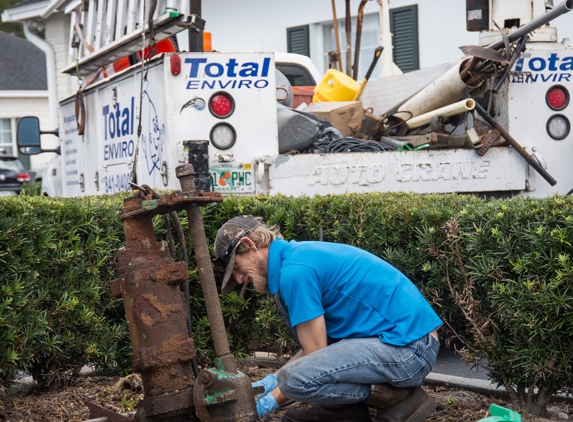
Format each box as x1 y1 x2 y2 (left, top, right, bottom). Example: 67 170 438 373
189 0 203 52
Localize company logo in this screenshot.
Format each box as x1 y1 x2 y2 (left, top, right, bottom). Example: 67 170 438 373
184 57 271 90
140 85 165 176
513 53 573 84
102 97 135 161
180 96 206 112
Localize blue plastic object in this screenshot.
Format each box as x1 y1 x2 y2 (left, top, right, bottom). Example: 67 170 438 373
478 404 522 422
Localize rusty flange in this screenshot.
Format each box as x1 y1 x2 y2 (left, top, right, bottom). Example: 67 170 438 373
119 190 222 221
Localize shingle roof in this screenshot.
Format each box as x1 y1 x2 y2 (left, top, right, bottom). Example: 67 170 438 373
0 31 47 91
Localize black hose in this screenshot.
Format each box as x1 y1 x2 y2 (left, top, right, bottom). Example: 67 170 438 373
163 215 175 258
311 136 395 153
169 210 200 378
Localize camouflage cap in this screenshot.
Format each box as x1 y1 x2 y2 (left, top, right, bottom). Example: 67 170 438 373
214 215 261 294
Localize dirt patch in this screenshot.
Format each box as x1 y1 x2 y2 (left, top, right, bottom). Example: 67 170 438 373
0 365 570 422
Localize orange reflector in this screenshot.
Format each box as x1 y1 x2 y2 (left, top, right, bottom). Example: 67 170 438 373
203 32 212 52
170 54 181 75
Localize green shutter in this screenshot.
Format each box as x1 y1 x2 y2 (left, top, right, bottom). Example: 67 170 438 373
390 5 419 72
287 25 310 57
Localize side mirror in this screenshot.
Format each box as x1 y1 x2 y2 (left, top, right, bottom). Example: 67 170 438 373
17 117 42 155
17 116 60 155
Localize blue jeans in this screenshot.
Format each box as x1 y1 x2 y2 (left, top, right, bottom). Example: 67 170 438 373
277 334 440 405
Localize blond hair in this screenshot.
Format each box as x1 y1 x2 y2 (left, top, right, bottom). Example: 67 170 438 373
236 220 282 254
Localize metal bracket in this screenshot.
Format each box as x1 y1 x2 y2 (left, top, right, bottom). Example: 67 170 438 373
256 155 274 185
215 153 234 162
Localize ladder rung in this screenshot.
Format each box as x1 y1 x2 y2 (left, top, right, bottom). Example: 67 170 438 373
62 13 195 76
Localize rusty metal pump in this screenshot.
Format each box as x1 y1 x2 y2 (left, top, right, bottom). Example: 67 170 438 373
85 165 258 422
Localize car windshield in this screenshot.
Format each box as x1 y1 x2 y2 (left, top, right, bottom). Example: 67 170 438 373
276 64 316 86
0 157 24 172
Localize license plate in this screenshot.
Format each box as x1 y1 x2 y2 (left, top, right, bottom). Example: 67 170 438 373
210 163 254 193
0 191 16 197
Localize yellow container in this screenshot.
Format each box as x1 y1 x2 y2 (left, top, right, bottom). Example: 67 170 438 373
313 69 360 103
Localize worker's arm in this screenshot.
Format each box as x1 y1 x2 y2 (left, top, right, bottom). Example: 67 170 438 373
270 316 328 405
296 315 328 355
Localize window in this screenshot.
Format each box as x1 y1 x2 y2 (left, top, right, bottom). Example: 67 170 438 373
0 156 24 172
322 7 419 78
0 118 13 155
390 5 419 72
287 25 310 57
323 13 381 80
0 118 31 169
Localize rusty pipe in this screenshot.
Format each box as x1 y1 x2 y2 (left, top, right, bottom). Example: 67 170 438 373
352 0 369 80
142 188 200 378
470 98 557 186
176 165 237 374
459 56 480 80
345 0 352 76
331 0 343 71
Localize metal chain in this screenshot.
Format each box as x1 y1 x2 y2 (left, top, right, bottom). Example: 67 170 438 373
130 0 148 186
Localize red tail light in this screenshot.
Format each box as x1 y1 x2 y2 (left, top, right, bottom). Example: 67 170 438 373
209 92 235 119
17 172 30 182
546 85 569 111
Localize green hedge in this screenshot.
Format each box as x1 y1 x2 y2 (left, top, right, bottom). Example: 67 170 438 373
20 181 42 197
1 193 572 415
0 195 129 388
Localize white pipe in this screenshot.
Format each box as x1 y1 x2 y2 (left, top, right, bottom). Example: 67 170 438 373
40 0 68 19
23 21 58 131
396 59 482 120
406 99 476 129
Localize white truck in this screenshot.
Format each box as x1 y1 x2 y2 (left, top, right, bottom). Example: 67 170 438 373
16 0 573 198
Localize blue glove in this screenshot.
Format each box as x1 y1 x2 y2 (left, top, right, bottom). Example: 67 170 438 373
252 374 278 401
256 393 280 418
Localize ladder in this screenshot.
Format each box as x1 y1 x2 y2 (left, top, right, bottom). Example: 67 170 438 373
61 0 203 76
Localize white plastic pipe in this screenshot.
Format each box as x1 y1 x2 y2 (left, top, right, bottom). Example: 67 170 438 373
406 99 476 129
395 59 482 120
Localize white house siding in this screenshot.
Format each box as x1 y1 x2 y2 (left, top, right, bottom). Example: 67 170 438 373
201 0 573 75
201 0 475 74
0 95 58 170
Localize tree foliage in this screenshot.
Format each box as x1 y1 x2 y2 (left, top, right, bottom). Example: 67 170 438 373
0 0 24 37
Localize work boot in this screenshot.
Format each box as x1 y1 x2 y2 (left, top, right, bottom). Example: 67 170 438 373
281 402 371 422
372 386 436 422
364 384 414 409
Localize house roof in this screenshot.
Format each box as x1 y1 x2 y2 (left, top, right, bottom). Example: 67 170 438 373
0 31 47 91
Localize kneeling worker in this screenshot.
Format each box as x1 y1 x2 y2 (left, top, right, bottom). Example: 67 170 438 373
214 215 442 422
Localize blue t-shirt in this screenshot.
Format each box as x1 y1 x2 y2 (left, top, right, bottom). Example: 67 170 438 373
267 239 442 346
